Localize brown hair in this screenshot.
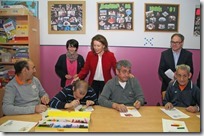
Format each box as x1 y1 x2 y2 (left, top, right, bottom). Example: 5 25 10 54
171 33 184 42
90 34 109 53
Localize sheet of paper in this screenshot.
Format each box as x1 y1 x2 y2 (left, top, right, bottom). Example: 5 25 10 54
162 118 188 132
196 115 200 118
74 104 94 112
120 107 141 117
161 108 189 119
165 69 174 80
0 120 37 132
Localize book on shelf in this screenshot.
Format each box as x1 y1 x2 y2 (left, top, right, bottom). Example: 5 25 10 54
3 18 16 40
0 69 8 75
15 25 28 37
0 18 8 43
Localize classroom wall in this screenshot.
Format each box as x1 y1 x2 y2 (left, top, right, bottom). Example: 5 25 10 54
38 0 200 49
40 46 200 106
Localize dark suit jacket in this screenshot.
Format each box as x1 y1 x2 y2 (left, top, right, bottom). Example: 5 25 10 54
197 72 200 88
158 48 193 91
55 54 85 88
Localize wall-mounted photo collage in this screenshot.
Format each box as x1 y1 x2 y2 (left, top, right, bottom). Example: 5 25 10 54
97 2 134 31
145 4 179 32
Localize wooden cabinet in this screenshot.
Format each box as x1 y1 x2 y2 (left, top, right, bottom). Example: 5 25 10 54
0 14 40 81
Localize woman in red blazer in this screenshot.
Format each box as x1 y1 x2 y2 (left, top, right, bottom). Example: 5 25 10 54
75 34 116 98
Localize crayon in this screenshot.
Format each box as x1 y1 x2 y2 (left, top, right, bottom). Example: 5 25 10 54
171 124 180 126
177 127 185 129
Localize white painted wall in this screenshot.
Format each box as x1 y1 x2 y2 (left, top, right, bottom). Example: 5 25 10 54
1 0 200 49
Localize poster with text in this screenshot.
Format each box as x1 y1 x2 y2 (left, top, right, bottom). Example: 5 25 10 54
145 3 179 32
97 2 134 31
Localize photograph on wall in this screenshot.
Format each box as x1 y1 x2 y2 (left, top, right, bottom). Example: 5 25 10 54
145 3 179 32
48 1 85 34
97 2 134 31
193 6 200 36
1 0 39 17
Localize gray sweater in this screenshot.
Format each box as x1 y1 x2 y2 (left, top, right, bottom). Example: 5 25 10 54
2 76 48 115
98 76 145 108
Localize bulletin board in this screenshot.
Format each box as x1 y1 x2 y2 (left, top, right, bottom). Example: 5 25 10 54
97 2 134 31
47 1 86 34
145 3 179 32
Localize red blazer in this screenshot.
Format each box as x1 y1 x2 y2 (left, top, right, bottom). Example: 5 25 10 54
78 51 116 85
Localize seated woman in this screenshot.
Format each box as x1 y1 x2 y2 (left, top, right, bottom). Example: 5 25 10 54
49 80 98 109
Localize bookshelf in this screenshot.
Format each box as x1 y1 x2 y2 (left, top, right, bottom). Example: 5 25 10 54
0 11 40 84
0 8 40 118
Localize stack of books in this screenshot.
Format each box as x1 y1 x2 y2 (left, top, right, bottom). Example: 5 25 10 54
12 46 29 62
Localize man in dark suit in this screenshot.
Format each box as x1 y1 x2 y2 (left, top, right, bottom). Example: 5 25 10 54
158 33 194 99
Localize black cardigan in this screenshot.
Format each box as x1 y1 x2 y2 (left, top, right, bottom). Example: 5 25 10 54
55 54 85 87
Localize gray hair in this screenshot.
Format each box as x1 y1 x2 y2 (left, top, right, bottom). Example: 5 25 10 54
116 60 132 70
176 64 191 74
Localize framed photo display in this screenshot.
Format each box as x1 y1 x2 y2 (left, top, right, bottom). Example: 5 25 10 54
48 1 86 34
97 2 134 31
145 3 179 32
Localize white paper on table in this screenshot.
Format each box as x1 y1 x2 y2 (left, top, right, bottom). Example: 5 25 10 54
74 104 94 112
196 115 200 118
40 107 61 119
120 107 141 117
161 108 189 119
162 118 188 132
0 120 37 132
165 69 174 80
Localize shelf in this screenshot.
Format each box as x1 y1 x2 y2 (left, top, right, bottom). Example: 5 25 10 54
0 62 14 65
0 14 28 17
0 40 29 45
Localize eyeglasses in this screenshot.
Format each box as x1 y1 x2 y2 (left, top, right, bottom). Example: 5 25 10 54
170 41 182 45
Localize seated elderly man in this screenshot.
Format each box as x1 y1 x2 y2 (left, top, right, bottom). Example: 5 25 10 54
98 60 145 112
163 64 200 113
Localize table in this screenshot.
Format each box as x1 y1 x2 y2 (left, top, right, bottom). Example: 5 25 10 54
89 106 200 132
0 106 200 132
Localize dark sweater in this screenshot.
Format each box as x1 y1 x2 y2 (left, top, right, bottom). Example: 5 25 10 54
55 54 84 87
49 85 98 109
163 80 200 107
